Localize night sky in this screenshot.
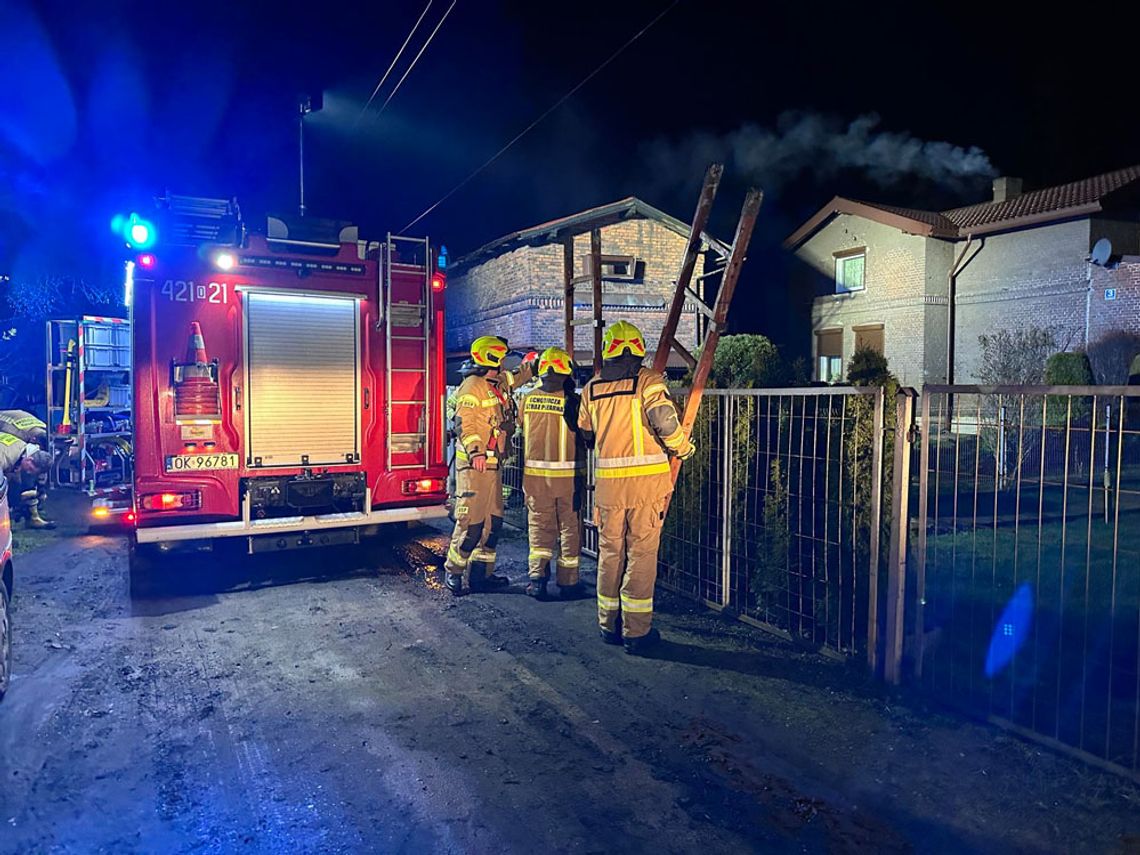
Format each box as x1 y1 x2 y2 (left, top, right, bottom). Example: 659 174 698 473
3 0 1137 351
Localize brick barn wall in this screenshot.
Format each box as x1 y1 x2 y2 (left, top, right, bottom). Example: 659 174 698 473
446 217 703 367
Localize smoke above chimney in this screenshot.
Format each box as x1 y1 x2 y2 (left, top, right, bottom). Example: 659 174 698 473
644 111 997 197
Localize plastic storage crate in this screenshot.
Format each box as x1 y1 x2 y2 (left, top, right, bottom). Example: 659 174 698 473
83 323 130 368
107 385 132 407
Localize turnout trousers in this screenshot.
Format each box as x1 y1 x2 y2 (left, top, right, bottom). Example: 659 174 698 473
445 467 504 584
595 501 665 639
525 494 581 586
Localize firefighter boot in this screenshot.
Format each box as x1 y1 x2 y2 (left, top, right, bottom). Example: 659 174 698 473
469 563 510 592
600 615 623 646
624 627 661 656
24 493 56 530
26 506 56 530
445 573 465 597
525 577 549 600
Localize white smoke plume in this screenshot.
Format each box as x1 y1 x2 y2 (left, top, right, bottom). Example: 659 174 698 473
645 111 996 196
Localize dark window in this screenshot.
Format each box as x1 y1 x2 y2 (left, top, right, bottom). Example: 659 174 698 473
583 254 639 281
854 325 884 354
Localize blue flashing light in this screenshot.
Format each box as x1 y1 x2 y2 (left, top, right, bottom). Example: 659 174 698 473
130 222 150 245
122 212 156 250
438 245 448 270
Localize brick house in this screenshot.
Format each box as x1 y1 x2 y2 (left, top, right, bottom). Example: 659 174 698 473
446 198 724 375
785 166 1140 386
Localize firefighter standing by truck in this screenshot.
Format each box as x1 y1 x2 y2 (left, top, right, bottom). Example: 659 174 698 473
445 336 536 595
578 321 694 654
518 347 586 601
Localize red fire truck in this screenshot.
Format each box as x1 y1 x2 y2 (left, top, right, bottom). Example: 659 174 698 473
126 196 448 588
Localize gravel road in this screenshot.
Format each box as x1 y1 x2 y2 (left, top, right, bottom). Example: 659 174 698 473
1 522 1137 853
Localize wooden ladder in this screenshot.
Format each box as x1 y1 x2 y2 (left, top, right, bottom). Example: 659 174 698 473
652 165 763 484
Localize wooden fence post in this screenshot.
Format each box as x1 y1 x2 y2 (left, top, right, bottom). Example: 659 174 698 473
884 388 917 684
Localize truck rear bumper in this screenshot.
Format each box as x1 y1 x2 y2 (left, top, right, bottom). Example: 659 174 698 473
136 489 446 544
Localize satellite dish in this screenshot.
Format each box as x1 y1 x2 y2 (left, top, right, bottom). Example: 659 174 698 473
1091 238 1113 266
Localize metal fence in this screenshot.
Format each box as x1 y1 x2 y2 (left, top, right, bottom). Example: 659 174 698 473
657 389 888 660
463 386 889 661
908 386 1140 776
452 378 1140 779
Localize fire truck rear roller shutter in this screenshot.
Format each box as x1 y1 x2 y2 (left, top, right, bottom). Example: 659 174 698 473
245 292 361 467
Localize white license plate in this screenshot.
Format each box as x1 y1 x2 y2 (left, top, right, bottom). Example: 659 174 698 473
165 453 240 473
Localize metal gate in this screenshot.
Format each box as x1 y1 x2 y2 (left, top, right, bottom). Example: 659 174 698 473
906 385 1140 776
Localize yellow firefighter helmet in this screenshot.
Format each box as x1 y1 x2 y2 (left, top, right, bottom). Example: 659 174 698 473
537 346 574 376
601 320 647 360
470 335 510 368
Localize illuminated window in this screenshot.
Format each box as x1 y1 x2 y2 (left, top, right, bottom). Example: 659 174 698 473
835 250 865 293
816 329 843 383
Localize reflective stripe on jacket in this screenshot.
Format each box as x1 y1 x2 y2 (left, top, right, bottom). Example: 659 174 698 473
453 362 535 471
519 389 584 498
578 367 688 508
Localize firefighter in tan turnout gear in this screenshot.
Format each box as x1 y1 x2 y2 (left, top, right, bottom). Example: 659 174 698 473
445 335 536 595
0 415 55 530
519 347 587 601
578 321 694 654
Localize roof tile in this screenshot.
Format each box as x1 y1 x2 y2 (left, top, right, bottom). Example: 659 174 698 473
788 164 1140 248
942 165 1140 231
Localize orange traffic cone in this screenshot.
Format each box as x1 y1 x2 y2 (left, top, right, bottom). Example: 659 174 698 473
174 321 220 421
188 321 209 363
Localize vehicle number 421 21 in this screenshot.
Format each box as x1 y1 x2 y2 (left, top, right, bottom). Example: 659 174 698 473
162 280 229 304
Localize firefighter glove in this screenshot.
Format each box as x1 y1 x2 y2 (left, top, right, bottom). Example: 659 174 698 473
677 442 696 461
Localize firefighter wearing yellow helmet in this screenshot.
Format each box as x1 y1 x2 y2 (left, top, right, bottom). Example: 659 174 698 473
518 346 586 600
577 320 693 654
444 335 537 595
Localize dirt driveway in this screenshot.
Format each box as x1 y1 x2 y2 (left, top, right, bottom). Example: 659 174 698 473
0 522 1137 853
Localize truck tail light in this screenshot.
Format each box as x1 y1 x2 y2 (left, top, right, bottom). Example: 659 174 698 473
431 273 445 292
402 478 445 495
139 491 201 511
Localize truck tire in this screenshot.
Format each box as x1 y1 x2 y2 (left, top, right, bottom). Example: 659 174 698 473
128 541 158 599
0 578 11 702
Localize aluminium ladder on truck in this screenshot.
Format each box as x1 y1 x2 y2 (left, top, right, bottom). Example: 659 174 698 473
45 316 134 516
382 233 439 471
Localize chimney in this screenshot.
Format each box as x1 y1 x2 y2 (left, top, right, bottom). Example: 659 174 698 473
992 176 1023 203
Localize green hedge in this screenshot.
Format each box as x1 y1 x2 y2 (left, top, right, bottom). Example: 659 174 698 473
1044 351 1094 386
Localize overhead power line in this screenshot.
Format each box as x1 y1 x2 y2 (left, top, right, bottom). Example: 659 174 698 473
355 1 434 128
398 0 682 235
372 0 458 121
